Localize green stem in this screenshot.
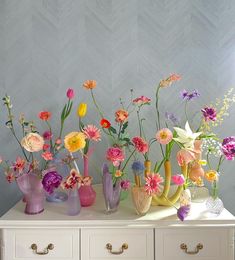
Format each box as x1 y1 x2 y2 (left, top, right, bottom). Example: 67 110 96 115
206 151 212 169
91 89 104 118
137 108 142 137
212 180 218 199
184 101 189 123
155 85 161 130
216 155 224 172
121 149 136 172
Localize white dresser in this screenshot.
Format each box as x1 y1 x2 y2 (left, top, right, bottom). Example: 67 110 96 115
0 186 234 260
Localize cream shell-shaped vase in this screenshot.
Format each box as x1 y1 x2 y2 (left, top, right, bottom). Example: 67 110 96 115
131 186 152 216
179 189 192 214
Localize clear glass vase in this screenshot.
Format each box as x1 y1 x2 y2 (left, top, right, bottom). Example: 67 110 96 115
16 170 45 215
67 187 81 216
102 164 121 214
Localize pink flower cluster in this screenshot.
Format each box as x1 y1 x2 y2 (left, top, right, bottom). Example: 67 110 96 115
106 147 125 167
133 96 151 106
132 136 148 154
222 136 235 160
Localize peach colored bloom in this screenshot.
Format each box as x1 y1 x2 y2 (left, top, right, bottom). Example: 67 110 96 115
133 96 151 106
145 173 164 195
159 74 181 88
106 147 125 167
132 136 149 154
38 111 51 121
55 138 62 145
13 157 26 173
177 149 196 166
0 156 2 164
41 151 53 161
115 109 128 123
189 162 205 181
21 133 44 152
83 125 101 142
156 128 173 145
83 80 97 90
205 170 218 182
115 170 123 178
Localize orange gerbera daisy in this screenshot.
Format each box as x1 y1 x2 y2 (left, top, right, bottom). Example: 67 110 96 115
83 80 97 90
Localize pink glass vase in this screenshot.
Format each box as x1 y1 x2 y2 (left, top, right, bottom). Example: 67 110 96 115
16 171 45 215
78 149 96 207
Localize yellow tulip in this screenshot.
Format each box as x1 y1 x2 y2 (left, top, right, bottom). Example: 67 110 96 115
77 103 87 117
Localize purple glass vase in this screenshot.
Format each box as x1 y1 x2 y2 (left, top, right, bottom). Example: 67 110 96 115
102 164 121 214
16 171 45 215
67 187 81 216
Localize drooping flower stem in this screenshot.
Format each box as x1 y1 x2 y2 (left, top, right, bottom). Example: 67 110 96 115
155 85 161 131
137 108 142 137
121 149 136 172
91 89 104 118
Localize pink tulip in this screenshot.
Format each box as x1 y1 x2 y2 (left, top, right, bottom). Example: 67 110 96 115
172 174 185 185
177 149 195 166
66 88 74 99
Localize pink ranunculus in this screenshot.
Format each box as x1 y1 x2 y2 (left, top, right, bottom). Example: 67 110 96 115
41 151 53 161
43 130 53 140
21 133 44 152
132 136 149 154
133 96 151 106
172 174 185 185
177 149 196 166
156 128 173 145
66 88 75 99
106 147 125 166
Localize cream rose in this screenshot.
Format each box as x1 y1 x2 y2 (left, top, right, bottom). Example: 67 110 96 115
21 133 44 152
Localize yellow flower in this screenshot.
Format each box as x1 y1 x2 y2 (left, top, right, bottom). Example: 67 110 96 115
77 103 87 118
115 170 122 178
205 170 218 182
198 160 207 166
64 132 86 153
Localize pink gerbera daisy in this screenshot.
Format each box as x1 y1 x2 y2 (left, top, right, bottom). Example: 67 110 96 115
83 125 101 142
156 128 173 145
145 173 164 195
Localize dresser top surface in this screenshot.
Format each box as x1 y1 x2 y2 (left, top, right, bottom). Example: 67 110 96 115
0 185 235 228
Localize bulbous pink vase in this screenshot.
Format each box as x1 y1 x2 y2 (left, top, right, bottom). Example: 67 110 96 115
78 185 96 207
16 172 45 215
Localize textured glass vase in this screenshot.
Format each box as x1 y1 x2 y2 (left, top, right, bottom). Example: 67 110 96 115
67 188 81 216
17 171 45 215
131 186 152 216
102 164 121 214
179 189 191 207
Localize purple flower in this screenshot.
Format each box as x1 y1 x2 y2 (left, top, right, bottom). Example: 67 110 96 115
177 205 190 221
120 180 131 190
165 112 179 125
42 170 62 194
180 89 200 101
131 161 144 176
221 136 235 160
201 107 217 122
43 130 53 140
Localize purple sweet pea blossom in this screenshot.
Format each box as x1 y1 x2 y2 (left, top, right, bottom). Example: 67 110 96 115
180 89 200 101
165 112 180 125
201 107 217 122
42 171 62 194
120 180 131 190
221 136 235 160
177 205 190 221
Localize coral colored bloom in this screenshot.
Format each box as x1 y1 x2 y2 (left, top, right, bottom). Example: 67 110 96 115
201 107 217 122
177 149 196 166
204 170 218 182
38 111 51 121
156 128 173 145
66 88 74 99
13 157 26 173
106 147 125 166
221 136 235 160
77 103 87 117
43 144 50 151
177 205 190 221
83 80 97 90
115 170 122 178
121 180 131 190
145 173 164 195
172 174 185 185
43 130 53 140
133 96 151 106
159 74 181 88
64 132 86 153
132 136 149 154
100 118 111 128
115 109 129 123
83 125 101 142
41 151 53 161
42 170 62 194
21 133 44 152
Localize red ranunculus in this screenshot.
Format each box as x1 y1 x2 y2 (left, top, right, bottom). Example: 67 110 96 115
100 118 111 129
38 111 51 121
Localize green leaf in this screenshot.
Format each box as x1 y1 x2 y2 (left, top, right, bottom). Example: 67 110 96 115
61 105 67 121
121 121 128 134
109 126 117 134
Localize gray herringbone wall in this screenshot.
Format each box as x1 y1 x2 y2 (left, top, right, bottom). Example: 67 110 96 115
1 0 235 216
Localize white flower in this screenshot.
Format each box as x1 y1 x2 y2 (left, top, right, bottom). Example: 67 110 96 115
173 121 201 150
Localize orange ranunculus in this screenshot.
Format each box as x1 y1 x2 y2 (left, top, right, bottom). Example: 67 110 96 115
21 133 44 152
38 111 51 121
100 118 111 128
115 109 128 123
205 170 218 182
83 80 97 90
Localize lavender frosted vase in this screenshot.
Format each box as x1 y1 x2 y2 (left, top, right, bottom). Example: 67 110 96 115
102 165 121 214
67 188 81 216
16 171 45 215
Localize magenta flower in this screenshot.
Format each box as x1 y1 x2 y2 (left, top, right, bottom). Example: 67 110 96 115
43 130 53 140
42 171 63 194
221 136 235 160
201 107 217 121
106 147 125 167
172 174 185 185
132 136 149 154
66 88 75 99
177 205 190 221
120 180 131 190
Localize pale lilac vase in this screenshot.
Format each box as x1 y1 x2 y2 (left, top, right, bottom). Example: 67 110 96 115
102 164 121 214
16 171 45 215
78 150 96 207
67 188 81 216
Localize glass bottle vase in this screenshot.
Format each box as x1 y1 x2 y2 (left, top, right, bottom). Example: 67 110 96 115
67 187 81 216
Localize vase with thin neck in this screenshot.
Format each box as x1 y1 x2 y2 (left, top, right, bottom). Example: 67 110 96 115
179 188 192 214
67 185 81 216
102 164 121 214
16 170 45 215
78 149 96 207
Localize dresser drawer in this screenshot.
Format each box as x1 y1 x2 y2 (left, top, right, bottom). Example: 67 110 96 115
81 228 154 260
155 228 233 260
3 229 79 260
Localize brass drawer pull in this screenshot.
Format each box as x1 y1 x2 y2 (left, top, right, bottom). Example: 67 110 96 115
31 243 54 255
106 243 128 255
180 243 203 255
